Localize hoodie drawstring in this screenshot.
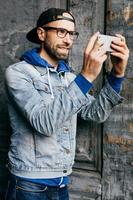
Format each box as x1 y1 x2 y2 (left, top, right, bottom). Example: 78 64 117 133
47 68 69 99
58 176 63 186
47 67 54 99
64 74 69 87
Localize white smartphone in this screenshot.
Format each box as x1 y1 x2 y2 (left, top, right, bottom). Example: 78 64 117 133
98 34 121 52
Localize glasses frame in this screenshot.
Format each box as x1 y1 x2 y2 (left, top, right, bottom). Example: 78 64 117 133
42 26 79 41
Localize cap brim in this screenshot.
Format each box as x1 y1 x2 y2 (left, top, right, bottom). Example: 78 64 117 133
26 27 41 44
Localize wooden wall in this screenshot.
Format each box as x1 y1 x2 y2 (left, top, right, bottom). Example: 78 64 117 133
102 1 133 199
68 1 105 199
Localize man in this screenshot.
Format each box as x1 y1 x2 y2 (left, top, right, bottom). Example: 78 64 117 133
5 8 129 200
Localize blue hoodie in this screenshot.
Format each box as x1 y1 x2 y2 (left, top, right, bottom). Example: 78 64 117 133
21 47 71 73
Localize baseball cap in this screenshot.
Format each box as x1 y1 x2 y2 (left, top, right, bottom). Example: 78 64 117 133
26 8 75 44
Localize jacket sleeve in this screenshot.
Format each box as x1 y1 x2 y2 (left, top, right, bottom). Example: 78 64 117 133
5 65 123 136
78 81 124 122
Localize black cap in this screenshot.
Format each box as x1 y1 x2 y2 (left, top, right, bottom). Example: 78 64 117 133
26 8 75 44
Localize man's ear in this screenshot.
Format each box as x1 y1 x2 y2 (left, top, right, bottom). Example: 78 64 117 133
37 27 46 42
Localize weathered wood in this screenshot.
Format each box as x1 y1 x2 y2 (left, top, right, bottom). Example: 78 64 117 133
102 1 133 200
69 170 101 200
69 0 105 199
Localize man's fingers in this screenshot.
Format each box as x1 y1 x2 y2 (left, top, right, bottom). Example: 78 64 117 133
111 52 126 60
111 43 126 54
111 34 129 57
115 33 126 42
85 32 100 54
113 34 129 50
93 38 104 51
97 46 107 56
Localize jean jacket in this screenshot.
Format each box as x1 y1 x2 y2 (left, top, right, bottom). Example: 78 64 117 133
5 61 123 178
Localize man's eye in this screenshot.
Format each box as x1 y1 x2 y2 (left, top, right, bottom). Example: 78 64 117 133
59 29 66 34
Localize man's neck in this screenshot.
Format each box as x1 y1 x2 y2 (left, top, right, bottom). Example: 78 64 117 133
39 48 58 68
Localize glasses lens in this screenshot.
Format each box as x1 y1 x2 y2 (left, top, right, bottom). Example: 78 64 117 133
57 29 67 38
70 32 79 40
57 29 79 40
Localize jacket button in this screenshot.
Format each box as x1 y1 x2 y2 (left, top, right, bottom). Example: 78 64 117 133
66 149 70 154
64 128 69 132
44 87 48 91
63 170 67 173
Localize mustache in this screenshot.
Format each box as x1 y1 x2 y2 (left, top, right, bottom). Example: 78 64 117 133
57 45 71 49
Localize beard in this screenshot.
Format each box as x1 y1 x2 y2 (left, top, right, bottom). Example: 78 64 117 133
43 38 70 61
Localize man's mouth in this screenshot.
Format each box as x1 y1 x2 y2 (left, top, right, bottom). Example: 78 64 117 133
58 47 69 50
58 46 70 50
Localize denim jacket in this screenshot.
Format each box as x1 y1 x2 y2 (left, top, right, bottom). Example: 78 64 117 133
5 61 123 178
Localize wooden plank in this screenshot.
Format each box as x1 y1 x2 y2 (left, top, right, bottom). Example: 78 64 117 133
38 0 67 10
68 0 105 199
102 1 133 200
69 170 101 200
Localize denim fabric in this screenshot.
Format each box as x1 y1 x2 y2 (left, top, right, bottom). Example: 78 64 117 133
6 175 69 200
5 61 123 179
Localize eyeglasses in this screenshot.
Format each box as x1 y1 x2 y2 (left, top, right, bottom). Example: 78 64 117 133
42 26 79 41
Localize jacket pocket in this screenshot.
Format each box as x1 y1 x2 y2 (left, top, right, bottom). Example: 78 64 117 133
33 80 50 93
33 79 52 102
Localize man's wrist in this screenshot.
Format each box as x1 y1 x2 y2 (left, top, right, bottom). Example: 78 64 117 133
75 74 93 95
108 72 125 93
80 72 95 82
112 68 125 78
113 72 125 78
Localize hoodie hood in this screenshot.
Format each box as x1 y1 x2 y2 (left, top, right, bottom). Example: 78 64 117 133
21 48 71 73
21 48 72 99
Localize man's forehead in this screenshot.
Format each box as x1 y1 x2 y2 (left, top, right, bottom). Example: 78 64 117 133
47 19 75 30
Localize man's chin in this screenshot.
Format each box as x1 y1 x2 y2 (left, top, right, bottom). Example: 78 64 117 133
56 53 69 60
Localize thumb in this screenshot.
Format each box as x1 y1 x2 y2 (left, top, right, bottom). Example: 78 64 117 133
85 32 100 54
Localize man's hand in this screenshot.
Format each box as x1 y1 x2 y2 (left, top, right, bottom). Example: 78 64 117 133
111 34 129 77
81 32 107 82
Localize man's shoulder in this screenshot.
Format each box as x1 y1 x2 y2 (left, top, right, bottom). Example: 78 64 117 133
5 61 39 83
6 61 40 78
6 60 32 72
